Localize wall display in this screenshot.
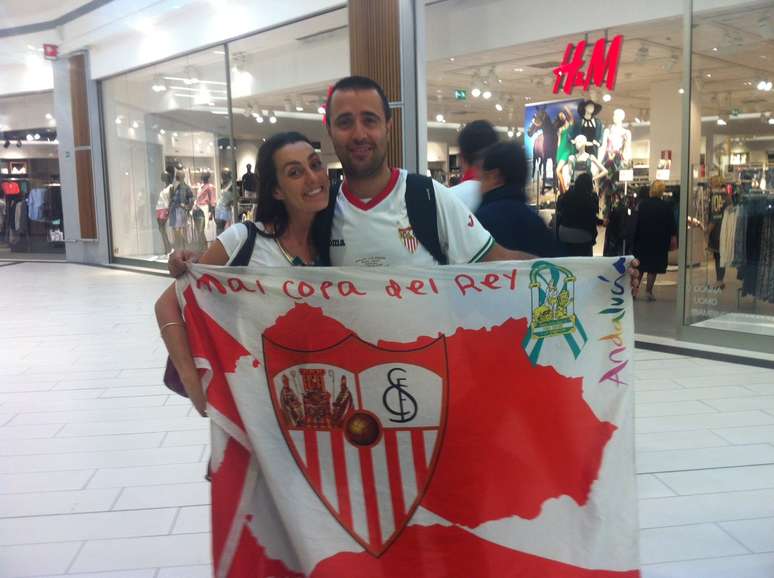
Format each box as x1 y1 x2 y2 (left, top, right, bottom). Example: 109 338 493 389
524 98 584 201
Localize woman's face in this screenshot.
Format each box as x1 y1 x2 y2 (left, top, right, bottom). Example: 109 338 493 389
272 141 330 217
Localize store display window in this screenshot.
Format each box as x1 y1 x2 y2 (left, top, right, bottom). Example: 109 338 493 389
0 91 64 258
684 2 774 339
101 49 233 263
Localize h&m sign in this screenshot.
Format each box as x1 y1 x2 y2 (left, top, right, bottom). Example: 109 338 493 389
553 35 623 95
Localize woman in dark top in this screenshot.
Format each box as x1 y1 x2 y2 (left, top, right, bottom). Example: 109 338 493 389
556 173 599 256
633 181 677 301
475 141 559 257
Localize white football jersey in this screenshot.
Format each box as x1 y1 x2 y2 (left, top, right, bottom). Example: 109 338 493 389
330 169 494 267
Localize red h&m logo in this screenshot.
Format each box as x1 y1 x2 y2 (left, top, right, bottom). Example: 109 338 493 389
552 35 623 95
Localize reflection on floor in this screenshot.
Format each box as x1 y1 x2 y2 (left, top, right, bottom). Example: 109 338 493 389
0 263 772 578
694 313 774 337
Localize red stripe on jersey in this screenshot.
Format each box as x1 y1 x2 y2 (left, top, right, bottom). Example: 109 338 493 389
304 430 322 491
359 447 383 549
331 429 353 529
411 429 429 494
341 168 400 211
383 429 406 527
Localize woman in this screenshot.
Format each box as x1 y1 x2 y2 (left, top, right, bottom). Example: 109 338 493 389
556 173 600 256
633 181 677 301
155 132 330 415
476 141 559 257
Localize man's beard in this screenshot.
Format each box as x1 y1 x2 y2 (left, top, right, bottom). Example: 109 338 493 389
339 145 387 180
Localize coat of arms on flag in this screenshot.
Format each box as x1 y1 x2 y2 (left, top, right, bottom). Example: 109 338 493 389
522 260 589 365
263 334 448 556
398 226 418 253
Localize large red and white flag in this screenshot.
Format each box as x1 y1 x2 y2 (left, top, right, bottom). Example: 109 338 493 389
177 257 639 578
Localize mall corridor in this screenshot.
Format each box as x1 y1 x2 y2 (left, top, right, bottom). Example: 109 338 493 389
0 262 772 577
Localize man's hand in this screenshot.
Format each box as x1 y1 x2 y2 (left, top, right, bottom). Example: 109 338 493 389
628 258 641 298
168 249 201 278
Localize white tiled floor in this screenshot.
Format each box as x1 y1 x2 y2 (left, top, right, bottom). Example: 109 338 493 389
1 262 773 577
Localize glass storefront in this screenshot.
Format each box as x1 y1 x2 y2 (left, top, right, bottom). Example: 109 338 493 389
95 0 770 350
424 2 685 339
101 8 349 265
684 1 774 339
0 91 64 259
102 49 233 262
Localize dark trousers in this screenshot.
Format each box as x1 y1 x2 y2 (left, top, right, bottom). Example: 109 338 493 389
713 251 725 282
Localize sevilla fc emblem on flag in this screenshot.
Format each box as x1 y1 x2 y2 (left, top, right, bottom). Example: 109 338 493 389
398 226 418 253
262 333 448 556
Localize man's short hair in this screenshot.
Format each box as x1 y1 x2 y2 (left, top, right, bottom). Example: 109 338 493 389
458 120 499 165
482 141 527 190
325 76 392 127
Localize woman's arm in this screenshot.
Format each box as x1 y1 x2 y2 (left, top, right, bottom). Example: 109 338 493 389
155 240 230 416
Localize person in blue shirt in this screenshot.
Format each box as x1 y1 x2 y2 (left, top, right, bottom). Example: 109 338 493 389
475 141 560 257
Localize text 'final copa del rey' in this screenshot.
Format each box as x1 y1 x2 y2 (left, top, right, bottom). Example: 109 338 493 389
193 269 520 302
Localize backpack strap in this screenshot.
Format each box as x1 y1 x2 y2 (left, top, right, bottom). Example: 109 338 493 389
312 180 339 266
230 221 259 266
405 174 448 265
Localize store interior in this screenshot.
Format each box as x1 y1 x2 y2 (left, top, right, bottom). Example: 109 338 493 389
0 91 64 259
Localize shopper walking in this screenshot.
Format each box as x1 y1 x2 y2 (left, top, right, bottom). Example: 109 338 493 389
633 180 677 301
450 119 499 210
476 141 559 257
556 173 599 256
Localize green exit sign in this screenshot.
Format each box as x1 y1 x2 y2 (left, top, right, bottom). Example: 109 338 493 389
730 108 741 117
454 89 467 101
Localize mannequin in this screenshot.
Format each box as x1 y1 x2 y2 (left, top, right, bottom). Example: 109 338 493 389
600 108 632 167
568 135 608 185
571 100 603 158
154 172 172 254
554 105 576 193
167 169 194 251
242 163 257 197
215 168 234 235
192 172 215 251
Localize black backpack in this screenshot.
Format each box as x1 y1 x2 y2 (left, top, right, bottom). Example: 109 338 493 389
314 174 448 265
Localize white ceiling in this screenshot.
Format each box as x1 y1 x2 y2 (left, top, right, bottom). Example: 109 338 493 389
0 0 95 29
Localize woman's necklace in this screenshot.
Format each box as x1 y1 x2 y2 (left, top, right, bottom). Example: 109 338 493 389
275 237 313 266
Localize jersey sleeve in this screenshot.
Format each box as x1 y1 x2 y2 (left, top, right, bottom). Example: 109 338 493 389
433 181 494 264
217 223 248 264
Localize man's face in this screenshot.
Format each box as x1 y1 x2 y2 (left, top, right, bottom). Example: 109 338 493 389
327 88 391 179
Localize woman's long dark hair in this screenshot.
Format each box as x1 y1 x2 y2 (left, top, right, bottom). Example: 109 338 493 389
254 131 314 239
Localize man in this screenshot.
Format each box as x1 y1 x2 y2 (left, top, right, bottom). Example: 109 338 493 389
169 76 639 290
320 75 531 266
476 141 560 258
450 119 499 211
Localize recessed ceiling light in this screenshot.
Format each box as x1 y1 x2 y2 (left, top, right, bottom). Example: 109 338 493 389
678 88 685 94
706 73 712 78
482 90 492 99
449 57 455 62
602 93 612 102
317 106 325 115
513 68 524 72
295 106 304 112
495 103 503 111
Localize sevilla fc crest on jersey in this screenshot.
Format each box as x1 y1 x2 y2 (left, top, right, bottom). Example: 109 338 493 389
398 226 418 253
262 333 448 556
